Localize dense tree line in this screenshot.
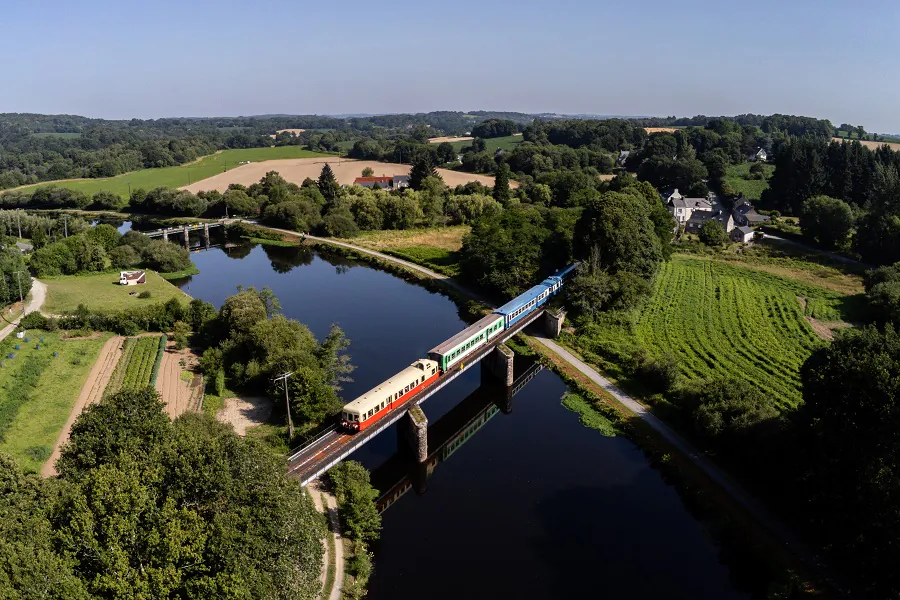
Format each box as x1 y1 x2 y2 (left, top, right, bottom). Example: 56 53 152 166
471 119 519 138
28 225 192 277
629 113 834 138
0 387 325 599
764 136 900 264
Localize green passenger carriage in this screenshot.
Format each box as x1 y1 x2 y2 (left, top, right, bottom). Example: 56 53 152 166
428 313 505 372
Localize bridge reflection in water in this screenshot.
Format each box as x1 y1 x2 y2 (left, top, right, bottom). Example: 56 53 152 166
372 358 544 513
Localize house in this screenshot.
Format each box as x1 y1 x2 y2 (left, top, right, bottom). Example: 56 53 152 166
664 188 717 226
353 175 410 190
119 270 146 286
731 226 755 243
748 148 768 162
617 150 630 167
732 197 771 226
684 206 735 234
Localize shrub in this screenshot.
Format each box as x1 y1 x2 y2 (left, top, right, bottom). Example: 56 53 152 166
637 351 680 393
138 290 152 299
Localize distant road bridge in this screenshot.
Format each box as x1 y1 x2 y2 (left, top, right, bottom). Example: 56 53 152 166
143 219 231 249
286 308 561 485
372 359 544 513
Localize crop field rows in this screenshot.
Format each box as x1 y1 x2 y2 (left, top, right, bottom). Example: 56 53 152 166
581 257 848 409
104 336 162 397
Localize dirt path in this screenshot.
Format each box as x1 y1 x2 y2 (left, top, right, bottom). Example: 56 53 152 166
309 480 344 600
41 335 124 477
155 342 198 419
215 396 272 435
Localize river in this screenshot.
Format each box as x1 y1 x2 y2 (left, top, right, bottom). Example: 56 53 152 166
173 241 752 599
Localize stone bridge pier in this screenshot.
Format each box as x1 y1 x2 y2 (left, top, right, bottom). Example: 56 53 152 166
397 405 428 462
183 226 190 249
482 343 514 386
544 308 566 338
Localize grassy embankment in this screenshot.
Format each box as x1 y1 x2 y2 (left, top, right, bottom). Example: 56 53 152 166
12 147 332 198
0 330 112 472
724 162 775 201
569 254 859 409
43 270 190 314
346 226 469 277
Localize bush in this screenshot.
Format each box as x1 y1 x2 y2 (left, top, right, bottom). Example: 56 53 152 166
138 290 152 299
320 209 359 238
637 351 680 393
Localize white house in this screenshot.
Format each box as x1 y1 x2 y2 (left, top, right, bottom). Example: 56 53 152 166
119 270 146 286
664 189 716 226
748 148 768 162
730 226 755 243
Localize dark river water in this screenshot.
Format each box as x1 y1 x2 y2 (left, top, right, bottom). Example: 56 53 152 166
173 241 751 600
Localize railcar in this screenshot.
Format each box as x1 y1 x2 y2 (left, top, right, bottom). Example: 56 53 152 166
341 358 440 433
493 283 553 328
428 313 505 372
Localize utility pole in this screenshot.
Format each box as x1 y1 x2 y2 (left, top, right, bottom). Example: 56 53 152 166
13 271 25 316
273 372 295 438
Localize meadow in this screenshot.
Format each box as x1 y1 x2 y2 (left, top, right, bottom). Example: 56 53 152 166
0 331 111 472
13 146 332 198
347 225 469 252
571 255 854 409
104 336 163 397
448 135 523 154
724 162 774 200
43 270 189 314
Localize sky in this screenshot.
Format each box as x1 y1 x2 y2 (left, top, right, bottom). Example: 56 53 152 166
3 0 900 131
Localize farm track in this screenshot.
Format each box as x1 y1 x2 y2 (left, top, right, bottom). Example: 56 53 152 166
155 343 195 419
41 335 124 477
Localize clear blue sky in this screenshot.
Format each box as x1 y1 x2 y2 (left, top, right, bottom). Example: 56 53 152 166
4 0 900 131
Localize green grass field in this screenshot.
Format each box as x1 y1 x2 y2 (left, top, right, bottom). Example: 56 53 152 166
724 162 774 200
0 330 111 472
12 146 332 198
449 135 524 153
43 270 189 314
573 255 854 408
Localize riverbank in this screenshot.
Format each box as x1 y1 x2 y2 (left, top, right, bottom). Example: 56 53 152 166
249 223 829 596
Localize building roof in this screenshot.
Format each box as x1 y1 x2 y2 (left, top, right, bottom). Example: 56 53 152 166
735 226 754 236
429 314 503 355
354 176 394 184
687 211 716 224
670 197 713 211
745 211 771 223
392 175 410 183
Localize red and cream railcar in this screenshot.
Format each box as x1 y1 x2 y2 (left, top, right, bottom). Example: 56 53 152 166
340 358 440 432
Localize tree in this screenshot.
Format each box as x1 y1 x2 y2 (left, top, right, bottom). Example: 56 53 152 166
493 161 511 205
408 156 439 190
677 377 780 448
328 461 382 543
699 219 728 246
573 191 662 280
797 325 900 594
317 163 340 203
800 195 854 248
361 166 374 177
436 141 457 164
85 223 121 252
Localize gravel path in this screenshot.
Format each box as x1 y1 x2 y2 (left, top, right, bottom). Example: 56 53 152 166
41 335 124 477
0 279 47 342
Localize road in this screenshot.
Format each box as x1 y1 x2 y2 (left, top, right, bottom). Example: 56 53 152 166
0 279 46 342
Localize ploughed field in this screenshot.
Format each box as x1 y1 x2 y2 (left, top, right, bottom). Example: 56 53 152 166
576 256 851 408
11 147 331 198
180 158 511 193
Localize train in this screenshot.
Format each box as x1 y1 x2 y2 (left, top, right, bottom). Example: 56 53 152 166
339 263 579 433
